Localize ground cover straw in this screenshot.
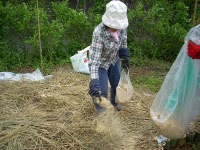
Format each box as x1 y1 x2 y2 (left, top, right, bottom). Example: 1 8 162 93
0 68 199 150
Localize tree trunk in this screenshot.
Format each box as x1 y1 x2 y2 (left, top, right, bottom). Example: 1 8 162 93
76 0 79 10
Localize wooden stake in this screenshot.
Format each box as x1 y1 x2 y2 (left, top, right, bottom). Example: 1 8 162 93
36 0 43 69
193 0 199 26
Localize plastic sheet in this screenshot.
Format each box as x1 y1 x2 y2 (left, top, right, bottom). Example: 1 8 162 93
0 68 46 81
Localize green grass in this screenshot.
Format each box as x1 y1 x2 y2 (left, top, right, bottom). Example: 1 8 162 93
133 74 164 93
130 57 172 93
130 55 172 70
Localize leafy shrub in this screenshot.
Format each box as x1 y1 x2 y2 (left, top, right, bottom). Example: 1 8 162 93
128 1 190 61
0 2 33 69
0 1 93 70
0 0 196 71
52 1 92 55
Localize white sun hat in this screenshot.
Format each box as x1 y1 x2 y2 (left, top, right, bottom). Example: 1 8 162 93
102 0 128 29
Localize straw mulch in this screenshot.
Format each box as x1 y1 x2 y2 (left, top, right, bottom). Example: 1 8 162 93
0 68 199 150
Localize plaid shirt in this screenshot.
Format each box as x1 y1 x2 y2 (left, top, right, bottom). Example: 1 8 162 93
89 22 127 79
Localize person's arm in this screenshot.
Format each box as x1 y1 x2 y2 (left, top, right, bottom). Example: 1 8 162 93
89 32 103 79
119 29 130 68
120 29 127 49
88 32 103 99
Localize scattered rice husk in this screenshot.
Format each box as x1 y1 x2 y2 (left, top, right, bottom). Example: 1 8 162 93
95 97 123 137
0 67 199 150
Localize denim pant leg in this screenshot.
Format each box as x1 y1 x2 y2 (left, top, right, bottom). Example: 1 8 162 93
98 67 108 99
108 59 121 106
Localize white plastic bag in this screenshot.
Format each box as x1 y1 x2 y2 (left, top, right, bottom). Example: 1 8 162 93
150 24 200 140
70 46 90 74
115 69 134 105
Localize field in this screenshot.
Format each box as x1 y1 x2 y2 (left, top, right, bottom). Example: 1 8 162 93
0 62 199 150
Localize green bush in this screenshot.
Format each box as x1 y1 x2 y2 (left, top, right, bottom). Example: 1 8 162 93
24 7 65 64
128 1 190 61
0 0 196 71
0 2 33 70
0 1 94 70
52 1 92 55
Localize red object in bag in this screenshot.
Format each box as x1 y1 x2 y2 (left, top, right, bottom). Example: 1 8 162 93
187 40 200 59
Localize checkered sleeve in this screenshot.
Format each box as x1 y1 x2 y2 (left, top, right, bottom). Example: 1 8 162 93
120 29 127 49
88 32 103 79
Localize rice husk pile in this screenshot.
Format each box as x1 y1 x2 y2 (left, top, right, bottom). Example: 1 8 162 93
0 67 199 150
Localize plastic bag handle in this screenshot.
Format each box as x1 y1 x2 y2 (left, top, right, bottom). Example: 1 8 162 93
123 67 129 75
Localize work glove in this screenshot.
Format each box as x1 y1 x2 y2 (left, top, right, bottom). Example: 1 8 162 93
188 40 200 59
121 59 130 70
89 79 101 101
119 48 130 70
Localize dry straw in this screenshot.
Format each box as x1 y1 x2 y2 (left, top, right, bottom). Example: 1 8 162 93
0 68 199 150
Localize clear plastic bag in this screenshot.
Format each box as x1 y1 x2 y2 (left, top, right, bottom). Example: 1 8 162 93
115 69 134 105
70 46 90 74
150 25 200 139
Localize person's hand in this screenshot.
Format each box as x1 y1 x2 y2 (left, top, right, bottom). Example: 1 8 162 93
119 48 130 70
89 79 101 101
121 59 130 70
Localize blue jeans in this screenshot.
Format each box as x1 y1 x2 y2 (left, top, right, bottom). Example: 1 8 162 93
99 59 121 106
